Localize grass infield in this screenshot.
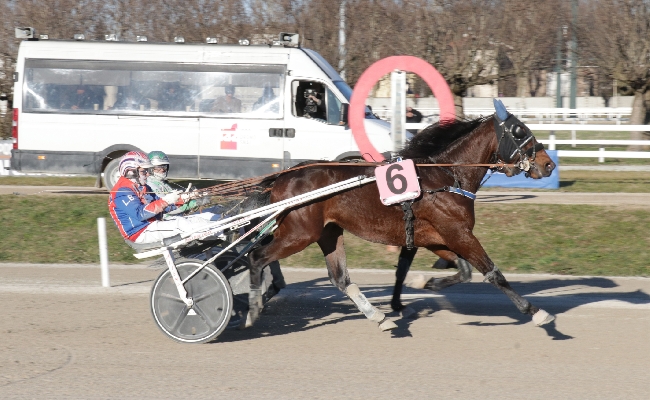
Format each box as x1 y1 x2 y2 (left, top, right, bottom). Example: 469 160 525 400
0 194 648 277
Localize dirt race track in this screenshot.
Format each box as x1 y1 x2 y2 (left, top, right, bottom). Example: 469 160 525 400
1 264 649 399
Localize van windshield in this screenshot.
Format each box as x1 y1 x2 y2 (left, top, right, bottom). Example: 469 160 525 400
22 59 285 118
333 80 379 120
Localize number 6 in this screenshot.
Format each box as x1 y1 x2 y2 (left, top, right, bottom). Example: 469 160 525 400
386 164 407 194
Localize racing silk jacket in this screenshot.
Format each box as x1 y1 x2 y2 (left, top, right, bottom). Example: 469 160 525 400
108 176 175 241
147 177 195 216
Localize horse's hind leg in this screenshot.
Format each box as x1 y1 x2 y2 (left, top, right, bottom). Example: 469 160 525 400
318 224 397 332
409 249 473 291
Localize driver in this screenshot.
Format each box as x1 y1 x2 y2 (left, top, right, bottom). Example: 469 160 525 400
146 150 209 217
108 151 219 245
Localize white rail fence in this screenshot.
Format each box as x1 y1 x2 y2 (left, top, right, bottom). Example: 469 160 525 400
530 124 650 162
378 107 632 125
405 123 650 162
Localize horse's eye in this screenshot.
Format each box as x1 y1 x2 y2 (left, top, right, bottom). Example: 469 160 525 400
512 125 527 139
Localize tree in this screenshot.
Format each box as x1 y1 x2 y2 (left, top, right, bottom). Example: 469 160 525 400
413 1 502 116
495 0 559 98
580 0 650 148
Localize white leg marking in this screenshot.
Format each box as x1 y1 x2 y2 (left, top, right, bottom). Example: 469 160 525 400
345 283 385 323
378 319 398 331
532 309 555 326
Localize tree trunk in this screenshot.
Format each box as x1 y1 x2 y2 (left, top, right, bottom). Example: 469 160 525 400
453 93 464 119
628 90 648 151
516 72 530 98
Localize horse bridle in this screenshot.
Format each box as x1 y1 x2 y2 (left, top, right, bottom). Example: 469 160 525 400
492 114 544 174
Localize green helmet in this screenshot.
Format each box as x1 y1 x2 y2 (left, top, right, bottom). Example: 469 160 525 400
148 151 170 180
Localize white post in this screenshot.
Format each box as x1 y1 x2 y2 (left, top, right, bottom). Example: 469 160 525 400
338 0 346 81
391 70 407 154
549 133 556 151
598 147 605 163
97 217 110 287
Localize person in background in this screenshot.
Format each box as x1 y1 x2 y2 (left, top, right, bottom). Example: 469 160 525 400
301 84 326 120
211 85 241 113
253 83 278 113
406 106 423 138
62 85 98 110
113 86 150 111
159 83 188 111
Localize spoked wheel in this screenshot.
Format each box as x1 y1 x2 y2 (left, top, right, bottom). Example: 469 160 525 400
150 258 233 344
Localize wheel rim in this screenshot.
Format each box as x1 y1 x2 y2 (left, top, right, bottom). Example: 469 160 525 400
151 263 232 343
109 166 120 188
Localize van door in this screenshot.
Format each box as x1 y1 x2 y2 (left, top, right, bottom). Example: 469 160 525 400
283 80 352 165
197 68 286 179
199 118 285 179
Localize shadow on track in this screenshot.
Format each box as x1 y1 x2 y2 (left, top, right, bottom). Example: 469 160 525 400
212 275 650 343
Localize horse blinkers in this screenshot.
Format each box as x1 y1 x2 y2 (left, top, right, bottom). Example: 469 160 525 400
492 100 553 178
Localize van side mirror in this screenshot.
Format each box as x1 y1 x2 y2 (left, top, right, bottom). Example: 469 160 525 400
339 103 349 125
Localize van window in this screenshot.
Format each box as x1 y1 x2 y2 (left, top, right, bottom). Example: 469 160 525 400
292 80 343 125
22 59 285 118
326 87 343 125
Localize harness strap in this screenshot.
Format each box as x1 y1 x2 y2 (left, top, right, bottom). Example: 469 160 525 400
424 186 476 200
401 201 415 250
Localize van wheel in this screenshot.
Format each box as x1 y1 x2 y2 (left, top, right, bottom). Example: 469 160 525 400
102 158 121 190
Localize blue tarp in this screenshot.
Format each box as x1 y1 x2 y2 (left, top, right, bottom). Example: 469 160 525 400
481 150 559 189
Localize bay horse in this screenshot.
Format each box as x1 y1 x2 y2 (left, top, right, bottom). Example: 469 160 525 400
246 100 556 331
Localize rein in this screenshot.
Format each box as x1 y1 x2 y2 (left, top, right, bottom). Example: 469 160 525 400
194 161 514 200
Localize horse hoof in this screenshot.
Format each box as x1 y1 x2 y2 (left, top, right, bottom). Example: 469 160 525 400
400 306 417 319
532 309 555 326
407 274 428 289
379 319 398 331
239 311 254 329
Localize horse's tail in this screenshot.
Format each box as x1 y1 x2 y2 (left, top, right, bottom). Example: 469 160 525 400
236 171 281 214
229 160 335 214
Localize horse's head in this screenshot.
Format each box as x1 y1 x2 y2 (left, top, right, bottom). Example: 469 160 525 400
492 99 555 179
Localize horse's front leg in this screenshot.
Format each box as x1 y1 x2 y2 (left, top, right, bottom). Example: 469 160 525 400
391 247 417 315
435 232 554 326
318 224 397 332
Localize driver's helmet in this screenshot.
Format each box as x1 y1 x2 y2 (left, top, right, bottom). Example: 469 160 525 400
119 151 153 185
148 150 170 180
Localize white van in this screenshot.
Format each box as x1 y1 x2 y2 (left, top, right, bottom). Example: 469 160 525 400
10 33 391 188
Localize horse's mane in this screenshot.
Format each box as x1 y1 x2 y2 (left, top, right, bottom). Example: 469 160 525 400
238 118 489 210
398 116 490 161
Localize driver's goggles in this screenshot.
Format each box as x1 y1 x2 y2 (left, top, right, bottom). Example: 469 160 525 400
138 168 153 176
153 165 168 172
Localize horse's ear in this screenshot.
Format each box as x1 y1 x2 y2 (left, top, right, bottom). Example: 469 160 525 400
493 98 510 121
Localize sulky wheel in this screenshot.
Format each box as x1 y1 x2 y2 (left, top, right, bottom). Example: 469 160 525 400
150 258 233 344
